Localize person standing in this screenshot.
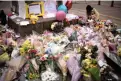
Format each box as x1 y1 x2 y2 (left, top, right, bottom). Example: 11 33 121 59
0 10 7 26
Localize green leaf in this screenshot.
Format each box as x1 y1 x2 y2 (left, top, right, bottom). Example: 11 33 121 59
88 67 100 81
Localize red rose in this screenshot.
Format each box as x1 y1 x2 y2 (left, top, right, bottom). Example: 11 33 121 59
29 49 37 54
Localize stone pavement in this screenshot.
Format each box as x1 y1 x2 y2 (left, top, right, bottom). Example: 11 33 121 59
0 1 11 15
69 1 121 27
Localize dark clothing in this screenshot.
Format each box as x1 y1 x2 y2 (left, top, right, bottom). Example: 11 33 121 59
0 10 7 25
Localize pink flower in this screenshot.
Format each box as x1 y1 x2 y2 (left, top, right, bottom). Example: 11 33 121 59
26 56 30 59
58 54 62 57
40 56 47 61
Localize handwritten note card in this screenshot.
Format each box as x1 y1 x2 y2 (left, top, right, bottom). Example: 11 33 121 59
43 0 57 18
29 4 41 14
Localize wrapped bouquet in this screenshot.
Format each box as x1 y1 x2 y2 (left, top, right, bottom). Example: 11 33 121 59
81 58 100 81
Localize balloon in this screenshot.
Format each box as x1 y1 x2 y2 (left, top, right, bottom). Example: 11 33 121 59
56 11 66 21
58 5 67 13
65 0 72 10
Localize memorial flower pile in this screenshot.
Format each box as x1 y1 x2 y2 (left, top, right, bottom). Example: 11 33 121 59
0 17 121 81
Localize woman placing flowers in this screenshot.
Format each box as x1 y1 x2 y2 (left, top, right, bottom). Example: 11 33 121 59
86 5 100 21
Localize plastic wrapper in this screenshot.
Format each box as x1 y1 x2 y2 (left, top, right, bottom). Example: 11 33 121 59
68 31 78 41
25 60 39 80
66 54 81 81
97 44 105 61
58 57 67 81
106 20 112 25
7 56 27 71
30 58 39 71
11 47 19 58
0 68 17 81
48 42 65 55
64 27 74 37
108 42 117 53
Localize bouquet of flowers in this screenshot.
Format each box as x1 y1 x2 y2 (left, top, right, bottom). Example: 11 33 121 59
41 65 60 81
39 54 62 81
24 48 40 80
19 40 33 56
81 58 100 81
25 60 40 80
80 45 100 81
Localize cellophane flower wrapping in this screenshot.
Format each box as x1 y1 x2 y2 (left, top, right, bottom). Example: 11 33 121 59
25 59 40 80
7 56 27 71
66 53 81 81
81 58 100 81
0 67 16 81
58 55 67 81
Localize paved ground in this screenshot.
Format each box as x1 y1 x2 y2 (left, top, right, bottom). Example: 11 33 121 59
0 1 11 14
69 1 121 27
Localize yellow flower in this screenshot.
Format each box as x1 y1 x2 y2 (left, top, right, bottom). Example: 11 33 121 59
20 48 25 56
77 47 80 52
83 73 90 77
81 69 86 73
22 40 31 47
63 55 69 61
96 26 99 29
82 59 93 69
84 59 92 65
117 47 121 56
29 73 33 79
85 66 90 69
90 64 96 68
21 40 33 51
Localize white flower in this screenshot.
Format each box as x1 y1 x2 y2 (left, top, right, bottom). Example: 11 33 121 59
41 70 59 81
